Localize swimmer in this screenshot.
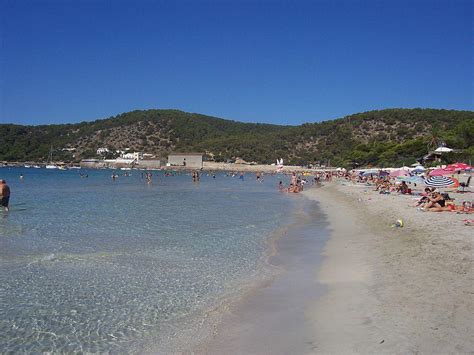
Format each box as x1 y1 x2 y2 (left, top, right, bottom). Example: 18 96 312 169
278 181 285 191
0 179 10 212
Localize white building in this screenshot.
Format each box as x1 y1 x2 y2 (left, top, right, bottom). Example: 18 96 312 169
97 147 110 155
121 152 142 160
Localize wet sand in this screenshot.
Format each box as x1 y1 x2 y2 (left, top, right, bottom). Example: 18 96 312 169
196 181 473 354
196 197 329 354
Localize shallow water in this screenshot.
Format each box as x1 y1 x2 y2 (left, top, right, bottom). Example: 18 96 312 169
0 168 301 352
200 195 329 354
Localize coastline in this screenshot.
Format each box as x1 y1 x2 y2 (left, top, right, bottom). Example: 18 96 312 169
194 194 329 354
194 182 473 353
1 161 337 174
305 183 473 353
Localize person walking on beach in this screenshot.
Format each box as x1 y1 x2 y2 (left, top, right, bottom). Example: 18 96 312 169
0 180 11 212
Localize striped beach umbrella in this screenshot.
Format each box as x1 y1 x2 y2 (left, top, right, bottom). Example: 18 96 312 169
424 176 459 188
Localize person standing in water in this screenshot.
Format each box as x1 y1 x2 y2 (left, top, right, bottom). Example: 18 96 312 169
0 180 11 212
290 172 297 186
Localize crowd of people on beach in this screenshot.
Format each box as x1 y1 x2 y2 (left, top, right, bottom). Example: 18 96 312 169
341 167 473 216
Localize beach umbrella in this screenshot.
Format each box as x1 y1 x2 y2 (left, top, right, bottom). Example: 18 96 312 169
390 169 410 177
412 165 425 173
424 176 459 188
447 162 472 171
361 169 378 176
434 146 453 153
429 168 455 176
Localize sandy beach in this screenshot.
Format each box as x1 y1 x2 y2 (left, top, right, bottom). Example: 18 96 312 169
200 181 473 354
307 182 473 353
202 161 335 173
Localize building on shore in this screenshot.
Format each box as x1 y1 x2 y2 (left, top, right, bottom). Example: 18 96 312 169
168 153 203 168
122 152 142 160
96 148 109 155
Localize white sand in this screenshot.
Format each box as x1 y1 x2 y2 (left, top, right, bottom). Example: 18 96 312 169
194 182 473 354
306 183 473 353
202 161 334 173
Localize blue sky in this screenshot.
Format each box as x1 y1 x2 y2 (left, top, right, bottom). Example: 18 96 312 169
1 0 472 125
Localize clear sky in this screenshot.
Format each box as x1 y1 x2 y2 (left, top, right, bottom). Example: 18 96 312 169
1 0 472 125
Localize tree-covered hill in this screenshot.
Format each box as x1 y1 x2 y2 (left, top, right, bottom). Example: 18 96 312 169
1 108 473 167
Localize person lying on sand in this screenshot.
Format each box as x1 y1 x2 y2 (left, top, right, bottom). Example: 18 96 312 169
422 204 462 212
377 181 392 194
422 200 472 213
397 181 412 195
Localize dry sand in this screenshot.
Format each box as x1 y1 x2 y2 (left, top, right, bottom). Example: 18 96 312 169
306 182 473 354
195 181 473 354
202 161 335 173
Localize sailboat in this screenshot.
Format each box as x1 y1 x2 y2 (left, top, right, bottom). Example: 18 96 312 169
276 158 284 172
45 146 59 169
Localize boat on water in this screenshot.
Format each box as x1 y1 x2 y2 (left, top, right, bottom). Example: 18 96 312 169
24 164 31 168
46 146 59 169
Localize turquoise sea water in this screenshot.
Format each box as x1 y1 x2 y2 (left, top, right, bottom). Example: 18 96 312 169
0 168 299 352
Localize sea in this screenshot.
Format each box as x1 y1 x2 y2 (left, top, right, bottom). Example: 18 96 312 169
0 167 324 353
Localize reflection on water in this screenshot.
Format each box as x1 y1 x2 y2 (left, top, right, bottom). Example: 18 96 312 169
0 168 296 352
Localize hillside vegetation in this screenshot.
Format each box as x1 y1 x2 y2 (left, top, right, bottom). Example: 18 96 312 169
1 108 473 167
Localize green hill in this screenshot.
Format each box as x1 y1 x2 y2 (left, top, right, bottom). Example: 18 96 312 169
1 108 473 167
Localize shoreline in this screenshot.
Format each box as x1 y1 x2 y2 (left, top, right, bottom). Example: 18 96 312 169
305 182 473 353
1 161 338 174
194 194 329 354
194 182 473 353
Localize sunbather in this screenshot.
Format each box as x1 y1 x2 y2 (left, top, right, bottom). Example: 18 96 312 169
423 192 446 210
397 181 412 194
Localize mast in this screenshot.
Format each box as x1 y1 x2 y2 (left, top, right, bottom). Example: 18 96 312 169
49 145 53 164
